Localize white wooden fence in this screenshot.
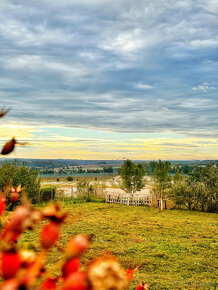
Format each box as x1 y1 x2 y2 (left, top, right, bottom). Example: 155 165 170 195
106 194 152 206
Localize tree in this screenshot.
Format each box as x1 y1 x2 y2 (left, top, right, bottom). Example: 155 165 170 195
144 161 157 175
202 163 218 212
153 160 171 210
103 166 114 173
173 169 184 182
169 177 206 210
120 160 145 194
188 166 205 182
168 163 218 212
0 161 40 204
187 163 218 212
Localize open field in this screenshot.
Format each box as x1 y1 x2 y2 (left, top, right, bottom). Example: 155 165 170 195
41 175 153 198
20 203 218 289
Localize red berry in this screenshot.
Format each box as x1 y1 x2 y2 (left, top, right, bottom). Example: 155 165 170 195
65 235 89 258
10 192 19 203
1 251 21 280
9 206 30 232
62 272 87 290
62 258 80 278
1 206 30 242
40 223 60 249
136 284 149 290
41 277 57 290
0 195 6 216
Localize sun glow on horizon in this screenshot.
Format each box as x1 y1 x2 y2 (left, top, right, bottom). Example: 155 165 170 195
0 123 217 160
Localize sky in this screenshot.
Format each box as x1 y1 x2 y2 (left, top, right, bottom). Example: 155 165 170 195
0 0 218 160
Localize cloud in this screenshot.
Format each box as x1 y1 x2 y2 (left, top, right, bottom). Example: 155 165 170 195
1 125 217 160
192 83 216 93
0 0 217 142
201 59 214 64
135 83 153 90
0 123 35 140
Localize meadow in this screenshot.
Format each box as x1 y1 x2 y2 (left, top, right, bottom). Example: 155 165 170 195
20 202 218 289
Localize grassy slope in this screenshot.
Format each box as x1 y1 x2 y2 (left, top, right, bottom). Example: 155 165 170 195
21 203 217 289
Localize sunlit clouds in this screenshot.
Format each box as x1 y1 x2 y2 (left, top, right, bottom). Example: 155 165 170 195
0 124 217 160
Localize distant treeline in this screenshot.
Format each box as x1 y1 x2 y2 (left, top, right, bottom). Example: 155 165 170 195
0 158 217 169
115 161 214 176
0 159 124 169
40 166 117 175
143 162 198 175
40 162 216 177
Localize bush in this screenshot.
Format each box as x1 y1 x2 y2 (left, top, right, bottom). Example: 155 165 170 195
0 161 40 204
67 176 73 181
40 186 56 202
169 163 218 212
76 179 107 202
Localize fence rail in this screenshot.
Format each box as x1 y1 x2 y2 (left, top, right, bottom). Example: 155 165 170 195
106 194 152 206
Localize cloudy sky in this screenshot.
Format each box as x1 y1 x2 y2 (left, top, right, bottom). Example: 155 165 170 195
0 0 218 160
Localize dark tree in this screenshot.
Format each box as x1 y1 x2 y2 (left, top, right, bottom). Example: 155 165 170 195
120 160 145 194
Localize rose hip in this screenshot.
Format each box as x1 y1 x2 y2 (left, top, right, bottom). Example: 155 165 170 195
1 251 21 280
62 272 88 290
136 285 144 290
0 195 6 216
40 222 60 249
65 235 90 258
41 277 57 290
62 258 80 278
10 192 19 203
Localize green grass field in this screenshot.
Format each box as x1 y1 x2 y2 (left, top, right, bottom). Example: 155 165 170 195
21 203 217 289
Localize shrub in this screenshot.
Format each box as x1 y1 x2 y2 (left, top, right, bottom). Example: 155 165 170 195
76 179 93 202
67 176 73 181
40 186 56 202
0 161 40 204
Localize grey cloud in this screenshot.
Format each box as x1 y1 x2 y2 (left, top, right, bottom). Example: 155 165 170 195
0 0 217 138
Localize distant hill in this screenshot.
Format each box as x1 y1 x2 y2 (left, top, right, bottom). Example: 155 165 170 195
0 158 217 169
0 158 123 168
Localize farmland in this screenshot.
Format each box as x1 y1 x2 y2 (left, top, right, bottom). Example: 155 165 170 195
21 202 218 289
40 175 153 200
